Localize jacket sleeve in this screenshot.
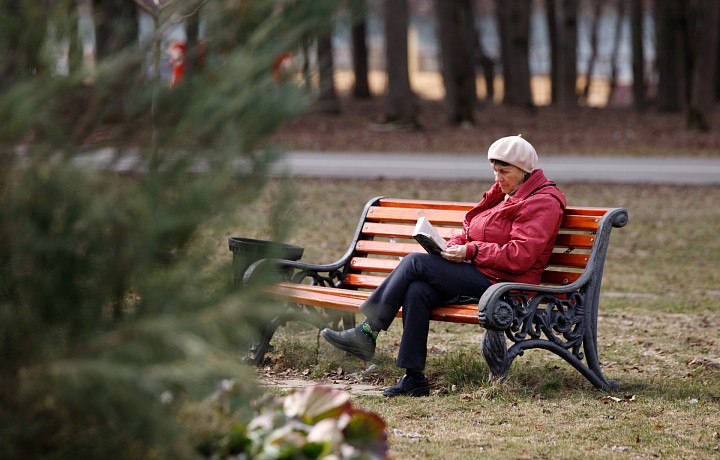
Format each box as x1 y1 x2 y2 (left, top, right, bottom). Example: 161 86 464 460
464 195 563 273
445 231 467 248
445 186 501 248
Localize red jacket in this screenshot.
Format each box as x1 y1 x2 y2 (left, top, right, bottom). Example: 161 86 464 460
445 169 566 284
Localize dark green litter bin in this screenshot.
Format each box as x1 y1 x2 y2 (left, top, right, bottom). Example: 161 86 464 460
228 237 304 284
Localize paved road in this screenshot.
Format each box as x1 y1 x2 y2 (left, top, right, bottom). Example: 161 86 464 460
272 151 720 185
72 148 720 184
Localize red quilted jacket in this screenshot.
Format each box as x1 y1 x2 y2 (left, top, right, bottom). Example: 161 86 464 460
445 169 567 284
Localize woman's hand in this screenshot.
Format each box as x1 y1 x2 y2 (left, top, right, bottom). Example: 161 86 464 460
441 244 466 263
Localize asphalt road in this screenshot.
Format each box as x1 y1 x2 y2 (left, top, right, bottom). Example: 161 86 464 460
272 151 720 185
71 148 720 184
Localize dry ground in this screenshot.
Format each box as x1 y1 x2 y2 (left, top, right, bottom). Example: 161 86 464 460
272 95 720 156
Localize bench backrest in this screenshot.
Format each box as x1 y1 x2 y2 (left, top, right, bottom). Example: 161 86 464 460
341 197 609 290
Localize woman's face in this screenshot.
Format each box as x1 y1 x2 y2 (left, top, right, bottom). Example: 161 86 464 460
492 163 526 195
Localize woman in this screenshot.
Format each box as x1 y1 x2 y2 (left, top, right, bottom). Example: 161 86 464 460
321 135 567 397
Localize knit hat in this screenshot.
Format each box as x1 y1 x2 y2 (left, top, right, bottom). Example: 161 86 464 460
487 135 538 173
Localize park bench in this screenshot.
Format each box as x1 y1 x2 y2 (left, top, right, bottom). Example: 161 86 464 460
238 196 628 391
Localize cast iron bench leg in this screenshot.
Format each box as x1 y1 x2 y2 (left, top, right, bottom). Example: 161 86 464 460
245 316 282 365
481 328 511 382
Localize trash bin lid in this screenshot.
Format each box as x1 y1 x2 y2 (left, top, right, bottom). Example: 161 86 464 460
228 237 304 261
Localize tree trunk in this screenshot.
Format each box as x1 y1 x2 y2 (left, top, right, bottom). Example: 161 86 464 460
435 0 477 124
94 0 137 60
184 4 202 81
317 35 341 114
496 0 533 107
608 0 626 105
630 0 646 110
655 0 685 112
546 0 558 105
351 0 371 98
581 0 602 105
687 0 720 130
476 32 495 104
0 2 48 91
556 0 578 108
716 39 720 101
384 0 417 125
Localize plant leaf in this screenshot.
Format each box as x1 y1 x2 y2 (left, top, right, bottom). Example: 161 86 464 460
283 386 350 424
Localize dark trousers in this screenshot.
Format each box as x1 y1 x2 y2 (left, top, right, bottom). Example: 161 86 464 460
359 252 492 370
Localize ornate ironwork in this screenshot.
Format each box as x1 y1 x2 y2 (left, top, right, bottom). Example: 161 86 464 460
291 268 345 287
503 290 586 361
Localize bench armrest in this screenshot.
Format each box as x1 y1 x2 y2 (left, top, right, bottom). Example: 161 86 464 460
243 257 349 286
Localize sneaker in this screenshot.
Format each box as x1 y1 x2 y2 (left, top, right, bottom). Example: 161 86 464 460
382 373 430 397
320 327 376 361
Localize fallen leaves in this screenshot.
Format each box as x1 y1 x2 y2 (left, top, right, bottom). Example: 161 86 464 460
686 357 720 369
601 394 637 403
392 429 424 439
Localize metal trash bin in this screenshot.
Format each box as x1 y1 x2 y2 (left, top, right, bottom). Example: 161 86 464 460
228 237 304 284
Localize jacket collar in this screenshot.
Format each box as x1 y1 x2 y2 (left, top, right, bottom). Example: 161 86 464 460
512 169 547 200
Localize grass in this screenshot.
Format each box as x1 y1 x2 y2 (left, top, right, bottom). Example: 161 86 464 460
201 177 720 459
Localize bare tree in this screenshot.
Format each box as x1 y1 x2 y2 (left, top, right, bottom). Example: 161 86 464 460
687 0 720 130
476 36 495 104
435 0 477 124
318 35 341 113
608 0 626 105
351 0 371 98
94 0 138 60
556 0 578 108
630 0 645 110
496 0 533 107
384 0 417 125
546 0 558 104
654 0 688 111
581 0 602 105
0 2 48 92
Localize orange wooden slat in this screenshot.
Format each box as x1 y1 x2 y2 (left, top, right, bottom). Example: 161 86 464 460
541 270 582 285
366 206 466 225
361 222 414 238
361 222 463 240
561 214 602 231
349 253 589 272
343 273 385 289
565 206 610 217
346 270 582 288
273 282 371 300
547 252 590 269
378 198 476 211
378 199 609 218
267 284 365 312
267 283 480 324
355 240 425 257
430 307 479 324
554 233 596 249
349 257 400 273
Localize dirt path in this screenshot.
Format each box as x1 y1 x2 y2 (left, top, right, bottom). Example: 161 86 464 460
257 366 385 396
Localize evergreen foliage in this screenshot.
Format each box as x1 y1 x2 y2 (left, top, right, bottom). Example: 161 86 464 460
0 1 335 457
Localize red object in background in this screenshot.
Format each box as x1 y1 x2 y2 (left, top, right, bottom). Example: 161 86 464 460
272 53 293 82
169 42 185 88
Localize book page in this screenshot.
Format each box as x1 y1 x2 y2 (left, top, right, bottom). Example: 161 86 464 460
413 216 447 255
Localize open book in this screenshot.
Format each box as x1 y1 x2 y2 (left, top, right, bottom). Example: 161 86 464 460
412 216 447 255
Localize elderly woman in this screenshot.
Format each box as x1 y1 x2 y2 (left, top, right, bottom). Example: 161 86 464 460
321 135 567 397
